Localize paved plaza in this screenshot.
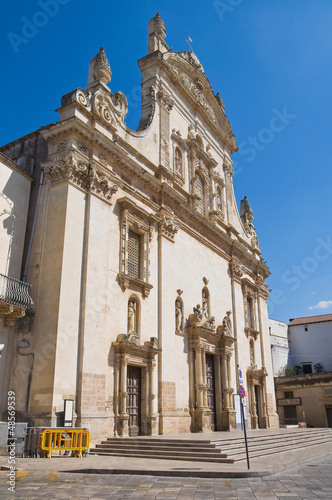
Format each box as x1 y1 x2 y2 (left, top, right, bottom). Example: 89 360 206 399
1 453 332 499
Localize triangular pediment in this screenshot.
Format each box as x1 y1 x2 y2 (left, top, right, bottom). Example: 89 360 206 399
163 51 237 151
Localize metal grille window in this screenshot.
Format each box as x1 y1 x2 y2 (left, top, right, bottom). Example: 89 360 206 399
195 175 205 215
247 297 254 329
127 230 141 279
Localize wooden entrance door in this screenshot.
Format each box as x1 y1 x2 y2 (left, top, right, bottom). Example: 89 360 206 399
127 365 141 436
205 354 216 430
326 407 332 427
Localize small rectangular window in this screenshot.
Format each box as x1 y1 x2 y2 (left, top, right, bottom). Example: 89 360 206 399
302 363 312 374
127 230 141 279
284 391 293 399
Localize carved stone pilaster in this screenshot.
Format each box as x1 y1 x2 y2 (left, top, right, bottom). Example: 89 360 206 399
156 206 179 242
255 274 270 300
223 159 234 178
89 166 118 203
229 256 243 282
157 90 174 112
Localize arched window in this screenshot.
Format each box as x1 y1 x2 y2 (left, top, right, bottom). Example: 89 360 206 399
195 174 205 215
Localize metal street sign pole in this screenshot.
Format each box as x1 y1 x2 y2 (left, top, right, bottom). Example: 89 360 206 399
237 365 250 470
240 397 250 469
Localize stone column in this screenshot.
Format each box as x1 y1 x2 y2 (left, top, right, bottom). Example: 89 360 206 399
226 354 234 410
148 360 157 435
250 380 258 429
202 350 208 408
221 353 229 409
113 354 120 436
215 355 222 430
188 347 194 413
195 347 203 409
118 356 129 436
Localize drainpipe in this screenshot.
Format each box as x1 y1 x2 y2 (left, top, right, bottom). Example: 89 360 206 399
22 172 43 283
157 229 163 435
76 188 91 426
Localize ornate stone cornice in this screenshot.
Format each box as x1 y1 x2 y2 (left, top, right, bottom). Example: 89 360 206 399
43 151 118 203
42 152 90 190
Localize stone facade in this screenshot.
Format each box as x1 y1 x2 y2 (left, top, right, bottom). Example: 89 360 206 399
0 14 279 441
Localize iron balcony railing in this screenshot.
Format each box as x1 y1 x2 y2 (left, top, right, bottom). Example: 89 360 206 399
0 273 34 309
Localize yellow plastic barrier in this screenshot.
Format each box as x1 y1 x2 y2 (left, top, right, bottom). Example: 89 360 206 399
39 428 90 458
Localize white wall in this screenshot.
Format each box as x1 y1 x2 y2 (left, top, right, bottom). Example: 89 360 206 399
269 318 289 376
288 320 332 372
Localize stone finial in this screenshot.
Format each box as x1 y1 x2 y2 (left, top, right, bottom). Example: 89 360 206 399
215 92 225 112
148 12 166 39
147 13 170 54
240 196 254 223
87 47 112 86
240 197 260 250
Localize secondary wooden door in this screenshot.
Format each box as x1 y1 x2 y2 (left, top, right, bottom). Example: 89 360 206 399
127 365 141 436
205 354 216 431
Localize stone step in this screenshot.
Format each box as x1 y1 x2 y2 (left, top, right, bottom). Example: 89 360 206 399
89 449 234 463
102 437 216 448
217 432 332 453
92 445 227 459
101 440 216 450
211 428 332 448
221 435 332 461
90 429 332 464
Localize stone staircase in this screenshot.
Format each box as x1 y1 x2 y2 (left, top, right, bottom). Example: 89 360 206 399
212 428 332 462
89 428 332 464
89 437 234 463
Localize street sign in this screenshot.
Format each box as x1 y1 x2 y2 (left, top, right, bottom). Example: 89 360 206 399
239 386 246 398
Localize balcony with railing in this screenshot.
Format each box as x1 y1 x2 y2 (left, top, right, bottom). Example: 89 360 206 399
0 273 34 327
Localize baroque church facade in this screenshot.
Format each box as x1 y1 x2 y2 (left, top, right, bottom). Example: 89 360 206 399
0 14 279 441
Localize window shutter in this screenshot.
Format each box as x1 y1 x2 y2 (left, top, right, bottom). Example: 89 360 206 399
128 230 141 279
196 176 205 215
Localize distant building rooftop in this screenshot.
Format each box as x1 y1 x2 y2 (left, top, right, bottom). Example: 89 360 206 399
288 313 332 326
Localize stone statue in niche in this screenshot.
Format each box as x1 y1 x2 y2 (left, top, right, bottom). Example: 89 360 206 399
128 301 136 333
175 147 182 173
222 311 232 336
175 299 183 333
216 185 222 212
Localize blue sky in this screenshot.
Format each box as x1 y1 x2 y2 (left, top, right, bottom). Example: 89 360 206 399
2 0 332 323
